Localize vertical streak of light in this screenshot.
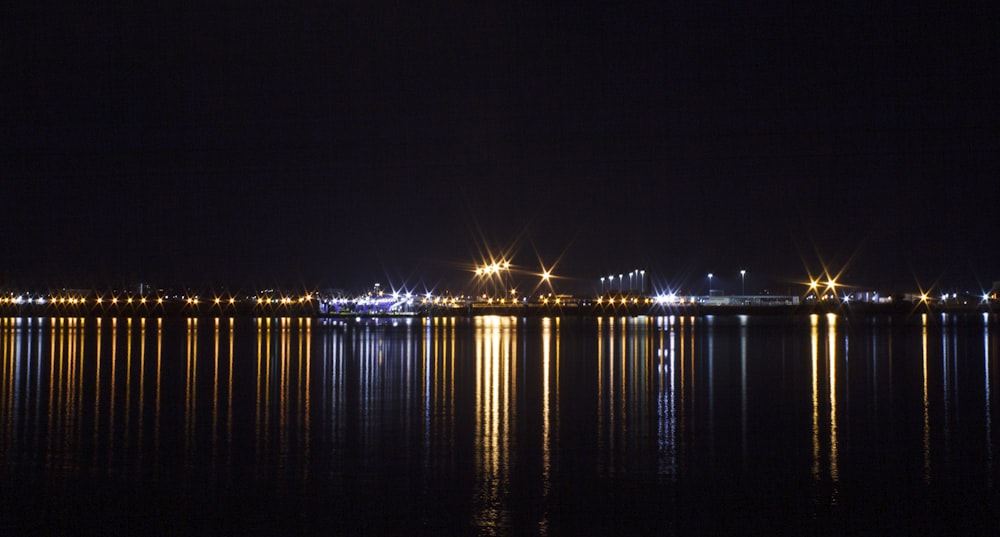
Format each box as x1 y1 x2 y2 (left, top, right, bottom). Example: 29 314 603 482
474 320 483 508
0 318 9 457
985 315 992 486
185 318 199 459
78 319 86 450
8 318 15 453
596 316 603 472
656 319 667 477
66 319 75 459
265 318 272 460
706 316 715 457
185 318 191 455
1 320 8 457
827 313 838 483
542 318 551 501
228 318 234 461
93 318 102 469
810 314 819 480
358 327 368 463
506 317 516 492
1 319 9 458
491 320 500 482
255 318 262 461
48 319 59 467
669 318 676 479
77 319 85 452
304 317 311 478
680 316 688 464
942 317 951 470
124 318 132 457
138 318 146 467
292 319 301 476
423 319 432 472
298 318 311 480
18 318 27 456
108 318 117 471
59 318 67 461
213 318 220 466
321 322 329 453
1 320 8 456
13 318 20 432
279 318 288 475
155 318 162 471
64 319 74 463
740 316 748 469
34 319 44 458
922 314 930 483
448 318 456 464
321 322 329 451
554 316 561 474
615 316 635 473
403 322 411 447
1 319 8 446
608 317 615 474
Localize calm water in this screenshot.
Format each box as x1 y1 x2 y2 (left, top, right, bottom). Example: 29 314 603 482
1 313 999 535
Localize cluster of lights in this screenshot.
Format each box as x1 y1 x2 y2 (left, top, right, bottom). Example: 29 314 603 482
474 261 511 276
421 296 461 306
594 296 656 306
806 277 841 300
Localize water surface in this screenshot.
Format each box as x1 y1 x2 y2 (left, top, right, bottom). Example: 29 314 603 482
1 313 998 534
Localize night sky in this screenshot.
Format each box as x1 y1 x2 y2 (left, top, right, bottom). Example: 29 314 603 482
5 3 998 295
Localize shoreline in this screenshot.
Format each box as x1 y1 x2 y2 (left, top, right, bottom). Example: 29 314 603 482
1 301 993 320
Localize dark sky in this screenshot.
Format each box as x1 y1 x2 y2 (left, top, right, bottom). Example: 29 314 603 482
4 3 998 295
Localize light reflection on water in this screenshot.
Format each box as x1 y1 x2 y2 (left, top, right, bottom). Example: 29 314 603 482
1 313 999 533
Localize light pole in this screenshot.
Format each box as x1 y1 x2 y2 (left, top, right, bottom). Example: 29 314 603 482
600 276 605 294
618 274 623 293
740 269 746 296
629 271 634 291
708 273 713 296
639 270 645 295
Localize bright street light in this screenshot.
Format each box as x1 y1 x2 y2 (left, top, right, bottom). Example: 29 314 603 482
708 273 713 295
740 269 746 295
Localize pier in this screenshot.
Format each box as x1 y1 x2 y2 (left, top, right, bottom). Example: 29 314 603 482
0 291 992 318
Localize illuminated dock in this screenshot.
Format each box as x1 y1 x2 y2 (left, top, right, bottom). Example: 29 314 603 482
0 290 991 318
